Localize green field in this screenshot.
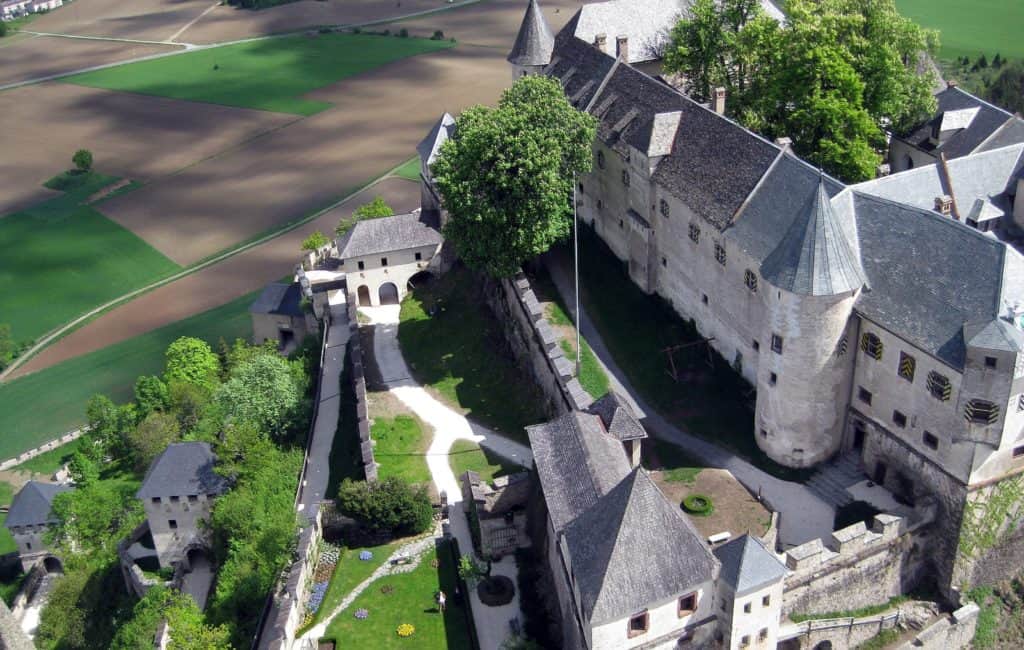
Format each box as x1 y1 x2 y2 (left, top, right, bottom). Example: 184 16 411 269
0 291 256 459
0 172 180 347
896 0 1024 61
66 33 455 115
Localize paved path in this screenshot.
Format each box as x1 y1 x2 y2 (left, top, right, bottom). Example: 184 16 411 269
362 305 531 650
543 251 834 548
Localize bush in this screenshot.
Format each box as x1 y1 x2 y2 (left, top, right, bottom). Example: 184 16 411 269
682 494 714 516
399 28 409 38
302 230 331 252
72 149 93 174
431 30 444 41
336 477 433 536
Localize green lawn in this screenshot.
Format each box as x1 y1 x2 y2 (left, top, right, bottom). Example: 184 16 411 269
572 227 810 481
643 437 703 485
447 439 522 484
0 172 179 347
371 414 431 485
398 268 546 441
312 539 405 627
322 540 471 650
896 0 1024 61
0 291 256 459
65 33 455 115
393 157 422 182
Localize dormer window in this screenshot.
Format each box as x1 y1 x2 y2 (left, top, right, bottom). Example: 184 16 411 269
627 611 649 637
860 332 883 360
678 593 697 617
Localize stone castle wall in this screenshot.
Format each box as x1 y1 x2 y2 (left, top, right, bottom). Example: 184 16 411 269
347 292 377 482
483 269 594 418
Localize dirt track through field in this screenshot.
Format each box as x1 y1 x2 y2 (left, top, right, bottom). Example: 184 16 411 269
0 34 178 88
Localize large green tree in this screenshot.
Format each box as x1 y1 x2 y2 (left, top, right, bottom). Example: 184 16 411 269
432 75 597 277
127 411 181 472
111 586 230 650
164 337 220 392
664 0 938 181
215 353 302 439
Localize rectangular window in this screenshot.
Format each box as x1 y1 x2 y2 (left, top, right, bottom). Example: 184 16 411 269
740 635 750 647
660 199 670 218
627 612 649 638
702 294 708 305
1014 446 1024 459
743 602 751 614
760 428 768 438
926 371 951 401
771 334 783 354
923 431 938 450
893 410 907 428
415 252 422 261
1018 395 1024 412
170 495 180 503
858 386 873 406
168 519 178 530
661 257 667 267
762 595 771 607
688 223 700 244
714 243 727 266
188 495 198 503
357 260 365 271
678 593 697 617
151 497 161 505
758 628 769 641
619 219 624 229
26 542 31 550
381 257 388 266
622 169 630 186
985 356 998 369
753 339 760 352
769 372 777 386
898 352 916 382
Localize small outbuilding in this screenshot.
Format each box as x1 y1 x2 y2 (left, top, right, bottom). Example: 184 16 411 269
460 470 532 559
4 481 73 573
249 281 316 353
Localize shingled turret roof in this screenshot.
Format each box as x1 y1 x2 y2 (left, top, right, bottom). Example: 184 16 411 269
562 468 717 625
508 0 554 67
713 534 787 597
137 442 228 500
5 481 72 529
417 113 456 168
761 178 868 296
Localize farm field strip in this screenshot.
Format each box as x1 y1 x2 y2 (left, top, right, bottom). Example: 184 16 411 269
896 0 1024 61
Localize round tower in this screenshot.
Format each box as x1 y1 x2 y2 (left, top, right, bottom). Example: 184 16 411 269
507 0 554 79
756 181 867 468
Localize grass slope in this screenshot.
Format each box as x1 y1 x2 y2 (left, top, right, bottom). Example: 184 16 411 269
0 291 256 459
371 414 431 485
448 439 521 484
0 172 179 345
896 0 1024 61
66 33 454 115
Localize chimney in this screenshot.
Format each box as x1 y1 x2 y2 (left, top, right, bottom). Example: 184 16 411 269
713 87 726 115
774 136 792 150
616 35 629 61
594 33 607 53
876 163 891 178
935 195 954 217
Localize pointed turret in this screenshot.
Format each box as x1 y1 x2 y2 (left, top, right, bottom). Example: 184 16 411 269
761 179 867 296
507 0 554 78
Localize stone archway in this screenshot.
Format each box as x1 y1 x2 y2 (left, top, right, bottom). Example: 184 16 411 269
813 641 834 650
379 282 399 306
42 556 63 574
357 285 371 307
407 270 434 292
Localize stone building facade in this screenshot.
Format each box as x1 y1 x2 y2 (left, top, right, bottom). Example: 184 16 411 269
4 481 72 573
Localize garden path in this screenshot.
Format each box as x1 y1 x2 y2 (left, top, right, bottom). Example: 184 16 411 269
544 251 835 548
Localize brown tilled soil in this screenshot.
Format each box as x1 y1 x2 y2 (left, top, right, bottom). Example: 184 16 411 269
0 34 178 87
0 83 296 216
651 468 773 542
26 0 220 42
11 178 421 378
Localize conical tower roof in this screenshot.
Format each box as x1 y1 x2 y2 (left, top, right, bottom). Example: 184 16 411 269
507 0 554 67
761 179 867 296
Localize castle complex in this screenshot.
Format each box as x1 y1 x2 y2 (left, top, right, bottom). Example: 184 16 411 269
507 0 1024 629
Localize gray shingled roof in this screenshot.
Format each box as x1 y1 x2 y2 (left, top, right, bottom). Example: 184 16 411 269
964 318 1024 352
136 442 228 500
895 87 1020 161
417 113 456 168
5 481 72 528
249 282 304 317
562 468 718 625
508 0 554 67
336 211 442 260
760 179 868 296
713 534 787 597
588 393 647 441
527 411 631 532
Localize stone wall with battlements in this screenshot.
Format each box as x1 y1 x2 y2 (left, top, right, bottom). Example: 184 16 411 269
347 292 377 482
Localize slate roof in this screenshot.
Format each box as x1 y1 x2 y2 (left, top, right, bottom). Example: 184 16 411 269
417 113 456 168
5 481 72 528
527 411 631 532
760 179 868 296
562 468 718 625
895 87 1022 160
137 442 228 500
588 393 647 441
508 0 554 67
964 318 1024 352
713 534 787 597
249 282 304 317
336 211 442 260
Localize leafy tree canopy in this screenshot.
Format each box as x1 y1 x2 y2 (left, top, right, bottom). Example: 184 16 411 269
433 75 598 277
48 481 144 561
336 476 434 536
663 0 938 181
301 230 331 252
164 337 221 392
353 196 394 219
127 411 182 472
110 586 230 650
215 353 303 439
72 149 93 173
134 375 169 417
0 323 15 368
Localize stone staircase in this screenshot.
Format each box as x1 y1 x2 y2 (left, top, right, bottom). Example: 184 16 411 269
806 453 866 508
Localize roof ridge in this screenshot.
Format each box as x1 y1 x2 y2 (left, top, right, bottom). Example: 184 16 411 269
950 85 1013 119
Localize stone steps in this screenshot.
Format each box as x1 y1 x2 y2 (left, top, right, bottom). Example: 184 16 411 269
806 453 867 508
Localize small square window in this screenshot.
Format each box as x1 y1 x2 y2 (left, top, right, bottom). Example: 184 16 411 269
762 595 770 607
758 628 769 641
985 356 998 369
627 612 649 638
771 334 783 354
151 497 161 505
702 294 708 305
381 257 388 266
752 339 760 352
1014 446 1024 459
170 495 180 503
415 252 422 261
769 372 777 386
188 495 198 503
661 257 667 267
168 519 178 530
678 593 697 617
893 410 907 428
740 635 750 647
858 386 873 405
923 431 938 450
357 260 365 271
743 602 751 614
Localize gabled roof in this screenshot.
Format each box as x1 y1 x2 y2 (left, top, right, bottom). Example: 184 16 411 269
336 211 442 260
5 481 73 528
713 534 787 597
137 442 228 500
562 468 718 625
964 318 1024 353
588 393 646 441
527 411 631 532
508 0 554 67
761 178 868 296
417 113 456 168
249 282 304 317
